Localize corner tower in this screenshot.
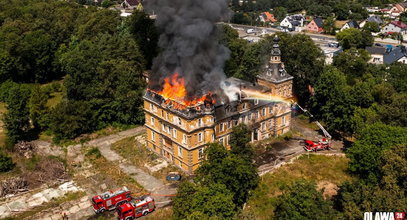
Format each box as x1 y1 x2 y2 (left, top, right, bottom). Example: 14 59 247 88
256 36 293 99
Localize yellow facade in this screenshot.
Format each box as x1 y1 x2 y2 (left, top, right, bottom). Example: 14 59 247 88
143 95 292 174
142 36 293 174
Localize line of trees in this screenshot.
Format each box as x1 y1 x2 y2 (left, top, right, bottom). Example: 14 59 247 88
0 0 158 149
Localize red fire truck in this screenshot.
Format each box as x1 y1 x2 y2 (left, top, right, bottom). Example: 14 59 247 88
293 102 332 152
117 196 155 219
304 138 331 152
91 187 132 214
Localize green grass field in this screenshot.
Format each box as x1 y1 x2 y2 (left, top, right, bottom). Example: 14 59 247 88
246 154 353 219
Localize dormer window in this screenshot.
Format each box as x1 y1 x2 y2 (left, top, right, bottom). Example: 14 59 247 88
254 99 259 105
279 69 285 76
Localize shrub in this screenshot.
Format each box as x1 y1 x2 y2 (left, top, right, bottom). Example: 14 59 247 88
0 153 15 172
86 147 102 159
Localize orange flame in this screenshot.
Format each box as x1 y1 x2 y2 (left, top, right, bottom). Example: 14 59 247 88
153 73 215 110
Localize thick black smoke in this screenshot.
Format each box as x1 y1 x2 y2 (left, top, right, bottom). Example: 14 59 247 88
145 0 231 100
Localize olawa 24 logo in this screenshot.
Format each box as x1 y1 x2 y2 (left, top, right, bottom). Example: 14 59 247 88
364 212 405 220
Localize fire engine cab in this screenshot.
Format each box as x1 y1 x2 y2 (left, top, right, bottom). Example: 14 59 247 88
91 187 132 214
117 196 155 220
304 138 331 152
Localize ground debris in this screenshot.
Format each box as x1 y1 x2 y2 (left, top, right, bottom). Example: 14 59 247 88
14 141 37 158
23 159 68 189
0 177 28 197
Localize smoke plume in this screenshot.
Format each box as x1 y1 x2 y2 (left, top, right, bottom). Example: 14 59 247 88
145 0 231 100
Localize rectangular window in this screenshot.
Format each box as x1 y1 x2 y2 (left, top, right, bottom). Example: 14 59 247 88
178 117 182 126
173 129 177 138
220 123 224 132
178 146 183 158
151 130 155 142
268 119 273 128
166 112 169 120
228 121 232 129
169 126 173 134
198 148 204 160
248 113 252 121
183 134 187 144
219 137 224 145
150 117 155 125
282 116 286 126
269 106 273 114
198 118 202 127
161 110 164 117
162 123 165 131
198 132 203 142
261 122 266 131
254 99 259 105
257 111 260 119
262 108 266 116
150 103 155 111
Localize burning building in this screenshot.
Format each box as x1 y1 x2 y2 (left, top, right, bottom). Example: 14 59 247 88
143 37 293 173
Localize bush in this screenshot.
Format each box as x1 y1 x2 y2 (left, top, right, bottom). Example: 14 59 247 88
49 100 96 141
0 153 15 172
86 147 102 159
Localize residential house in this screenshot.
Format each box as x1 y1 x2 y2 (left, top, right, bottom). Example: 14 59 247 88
365 7 380 13
382 21 407 34
305 17 324 33
259 12 277 23
390 2 407 16
366 46 388 64
366 45 407 64
280 14 305 31
360 15 384 28
340 20 360 31
121 0 140 10
384 45 407 64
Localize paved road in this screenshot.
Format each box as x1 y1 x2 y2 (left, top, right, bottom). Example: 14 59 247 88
0 181 82 219
228 23 406 47
21 126 175 220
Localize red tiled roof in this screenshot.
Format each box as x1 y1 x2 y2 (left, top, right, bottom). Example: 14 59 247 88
262 12 277 22
391 20 407 28
125 0 139 6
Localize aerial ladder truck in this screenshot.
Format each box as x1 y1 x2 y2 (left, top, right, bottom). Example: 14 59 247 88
293 102 332 152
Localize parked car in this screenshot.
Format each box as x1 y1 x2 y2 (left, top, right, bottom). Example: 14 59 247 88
328 42 339 47
246 28 255 34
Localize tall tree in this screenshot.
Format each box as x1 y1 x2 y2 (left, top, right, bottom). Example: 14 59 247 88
29 85 48 130
230 123 254 162
173 182 236 220
126 11 159 69
273 7 288 21
323 16 336 35
274 180 339 220
346 123 407 183
333 48 371 80
310 67 354 134
196 143 259 206
3 84 32 148
49 100 95 141
336 28 373 49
